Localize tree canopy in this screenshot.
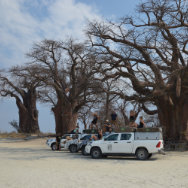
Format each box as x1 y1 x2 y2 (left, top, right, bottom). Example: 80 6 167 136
87 0 188 140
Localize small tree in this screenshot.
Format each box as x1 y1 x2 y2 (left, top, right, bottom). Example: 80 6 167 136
9 120 19 132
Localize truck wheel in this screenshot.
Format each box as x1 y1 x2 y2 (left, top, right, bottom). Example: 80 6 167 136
81 146 87 155
51 143 56 151
91 148 102 159
69 144 78 153
136 148 149 160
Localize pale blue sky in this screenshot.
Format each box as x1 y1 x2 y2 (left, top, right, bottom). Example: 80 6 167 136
0 0 141 132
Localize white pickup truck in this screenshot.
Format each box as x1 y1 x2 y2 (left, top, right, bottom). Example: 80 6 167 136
85 131 163 160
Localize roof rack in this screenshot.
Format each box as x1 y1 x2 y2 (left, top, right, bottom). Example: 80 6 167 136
114 126 162 133
83 127 162 134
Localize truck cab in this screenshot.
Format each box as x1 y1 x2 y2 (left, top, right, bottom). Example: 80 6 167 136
98 133 133 153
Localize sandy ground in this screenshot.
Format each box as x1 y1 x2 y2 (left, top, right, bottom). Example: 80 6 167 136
0 138 188 188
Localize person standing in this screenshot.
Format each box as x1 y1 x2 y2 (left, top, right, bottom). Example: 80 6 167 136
137 116 146 128
89 113 99 129
129 110 137 128
111 111 118 127
56 134 61 151
129 110 136 122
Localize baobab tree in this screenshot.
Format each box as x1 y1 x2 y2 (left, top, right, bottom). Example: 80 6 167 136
28 39 100 135
87 0 188 141
0 65 41 133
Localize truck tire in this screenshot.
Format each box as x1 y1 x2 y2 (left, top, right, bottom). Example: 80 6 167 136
69 144 78 153
81 146 87 155
91 147 102 159
136 148 149 160
51 143 56 151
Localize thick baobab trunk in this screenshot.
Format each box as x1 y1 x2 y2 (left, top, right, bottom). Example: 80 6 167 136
16 90 39 133
158 98 188 142
52 100 78 135
157 68 188 142
18 104 39 133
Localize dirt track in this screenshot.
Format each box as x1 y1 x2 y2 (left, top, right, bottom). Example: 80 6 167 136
0 138 188 188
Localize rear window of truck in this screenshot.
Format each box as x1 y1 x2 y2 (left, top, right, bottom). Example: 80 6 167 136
120 134 131 140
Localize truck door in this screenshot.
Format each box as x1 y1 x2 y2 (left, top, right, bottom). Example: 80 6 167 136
102 134 119 153
112 133 133 153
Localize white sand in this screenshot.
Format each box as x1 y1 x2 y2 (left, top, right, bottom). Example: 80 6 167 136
0 138 188 188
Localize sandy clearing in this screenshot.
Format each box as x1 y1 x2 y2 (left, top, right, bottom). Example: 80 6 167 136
0 139 188 188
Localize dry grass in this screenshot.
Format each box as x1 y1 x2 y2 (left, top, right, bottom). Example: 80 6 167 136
0 131 55 139
0 132 27 138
